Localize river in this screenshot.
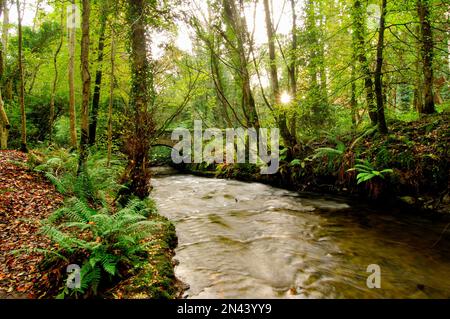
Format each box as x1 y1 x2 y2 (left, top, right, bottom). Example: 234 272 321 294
151 174 450 299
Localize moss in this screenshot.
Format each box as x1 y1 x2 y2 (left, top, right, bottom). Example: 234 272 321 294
106 213 181 299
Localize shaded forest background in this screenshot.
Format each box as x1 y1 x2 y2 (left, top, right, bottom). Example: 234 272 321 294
0 0 448 150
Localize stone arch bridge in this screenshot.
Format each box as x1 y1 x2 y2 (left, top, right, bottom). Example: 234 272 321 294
151 129 227 149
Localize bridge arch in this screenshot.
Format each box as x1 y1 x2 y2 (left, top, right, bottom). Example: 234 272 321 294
151 131 177 148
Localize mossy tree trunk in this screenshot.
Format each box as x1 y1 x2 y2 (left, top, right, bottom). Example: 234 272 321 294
68 0 77 149
352 0 378 126
123 0 155 199
374 0 388 134
16 0 27 152
89 7 108 146
0 89 9 149
78 0 91 174
107 7 117 168
417 0 435 114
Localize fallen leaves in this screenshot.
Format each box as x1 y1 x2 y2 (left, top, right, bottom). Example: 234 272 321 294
0 150 64 299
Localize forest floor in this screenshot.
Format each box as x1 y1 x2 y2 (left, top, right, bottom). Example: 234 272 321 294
0 150 64 299
0 150 182 299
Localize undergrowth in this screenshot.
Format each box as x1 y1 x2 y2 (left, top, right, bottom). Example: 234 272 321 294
26 148 176 299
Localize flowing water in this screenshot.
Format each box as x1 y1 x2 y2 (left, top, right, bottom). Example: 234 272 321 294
152 174 450 299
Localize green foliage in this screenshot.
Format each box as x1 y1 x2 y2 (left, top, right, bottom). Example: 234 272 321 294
348 160 394 185
311 141 346 171
150 146 173 165
34 149 125 200
4 95 69 148
42 197 160 298
53 116 75 147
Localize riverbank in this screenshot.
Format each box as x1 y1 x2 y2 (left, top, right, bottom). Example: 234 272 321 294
0 150 182 299
181 113 449 215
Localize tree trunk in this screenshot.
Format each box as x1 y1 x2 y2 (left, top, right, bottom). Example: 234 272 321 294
0 0 5 119
414 26 424 113
417 0 435 114
263 0 295 148
31 0 42 32
124 0 154 199
210 47 233 127
0 89 9 149
352 0 377 125
350 64 358 129
0 0 5 79
263 0 279 97
223 0 260 129
107 13 116 168
68 1 77 149
17 0 27 152
305 0 328 123
78 0 91 173
89 11 107 145
288 0 297 98
1 0 9 80
374 0 388 134
288 0 298 140
49 8 64 143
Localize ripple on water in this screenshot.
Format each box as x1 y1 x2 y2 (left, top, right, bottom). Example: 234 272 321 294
152 175 450 299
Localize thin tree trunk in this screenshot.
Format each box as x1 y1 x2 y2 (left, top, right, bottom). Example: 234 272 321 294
288 0 297 98
417 0 435 114
318 8 328 105
263 0 295 149
1 0 9 79
350 64 358 129
0 0 5 79
0 89 9 149
352 0 377 125
78 0 91 173
89 11 107 145
68 1 77 149
17 0 27 152
263 0 279 98
288 0 299 143
414 26 424 113
107 15 116 168
374 0 388 134
223 0 260 129
32 0 41 32
49 8 64 143
210 48 233 127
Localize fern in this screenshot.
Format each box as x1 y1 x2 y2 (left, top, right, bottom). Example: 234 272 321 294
41 197 162 298
35 150 160 298
348 160 394 185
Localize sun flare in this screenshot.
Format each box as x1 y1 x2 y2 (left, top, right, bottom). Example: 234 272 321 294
280 92 292 105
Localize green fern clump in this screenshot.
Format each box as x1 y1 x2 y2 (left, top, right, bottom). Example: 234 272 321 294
311 141 346 171
347 160 394 185
41 197 161 298
35 150 125 201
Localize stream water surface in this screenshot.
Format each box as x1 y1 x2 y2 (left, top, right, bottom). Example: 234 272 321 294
152 174 450 299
